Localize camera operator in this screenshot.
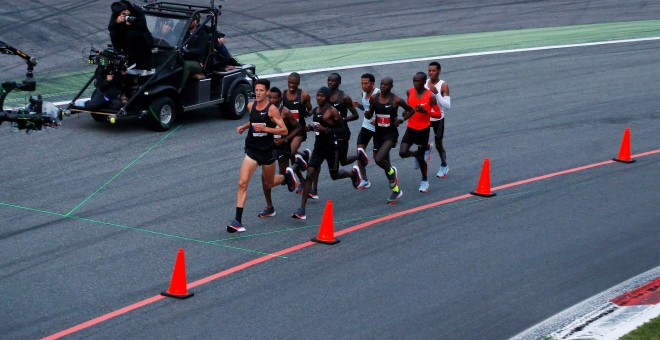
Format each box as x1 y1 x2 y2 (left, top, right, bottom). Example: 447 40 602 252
108 1 154 70
83 64 128 111
209 31 239 71
179 14 208 92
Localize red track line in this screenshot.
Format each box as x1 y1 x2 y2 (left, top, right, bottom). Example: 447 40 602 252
41 149 659 339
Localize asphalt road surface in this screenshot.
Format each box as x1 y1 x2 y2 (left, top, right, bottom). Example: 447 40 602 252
1 1 659 339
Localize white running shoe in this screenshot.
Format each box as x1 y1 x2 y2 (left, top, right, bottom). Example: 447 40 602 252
358 179 371 189
418 180 429 193
436 165 449 178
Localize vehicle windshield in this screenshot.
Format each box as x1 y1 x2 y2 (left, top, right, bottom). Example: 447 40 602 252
147 16 187 47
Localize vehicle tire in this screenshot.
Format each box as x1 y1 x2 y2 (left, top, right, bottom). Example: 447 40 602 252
222 84 250 120
91 113 106 122
148 96 176 131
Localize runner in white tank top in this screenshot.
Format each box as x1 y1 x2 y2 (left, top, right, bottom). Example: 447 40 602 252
426 61 451 178
350 73 380 189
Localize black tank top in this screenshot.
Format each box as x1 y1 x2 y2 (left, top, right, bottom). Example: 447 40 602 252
282 89 308 128
329 89 350 136
372 93 397 134
312 106 346 145
245 102 276 151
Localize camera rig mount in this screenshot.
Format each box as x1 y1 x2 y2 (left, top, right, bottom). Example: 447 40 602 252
0 40 62 133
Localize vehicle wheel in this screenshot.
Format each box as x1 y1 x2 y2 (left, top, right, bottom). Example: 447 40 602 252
148 96 176 131
222 84 250 120
91 113 106 122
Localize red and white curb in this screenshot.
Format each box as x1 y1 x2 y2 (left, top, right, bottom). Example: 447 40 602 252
512 267 660 340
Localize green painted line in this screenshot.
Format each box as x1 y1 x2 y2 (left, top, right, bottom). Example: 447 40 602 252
65 125 182 216
0 201 286 258
5 20 660 107
239 20 660 75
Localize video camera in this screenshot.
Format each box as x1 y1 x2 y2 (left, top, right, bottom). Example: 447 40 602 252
88 47 129 74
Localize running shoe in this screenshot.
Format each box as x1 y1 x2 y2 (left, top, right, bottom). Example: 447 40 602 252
436 165 449 178
419 180 429 193
296 178 306 194
291 207 306 220
387 166 398 189
358 179 371 189
357 147 369 166
387 189 403 204
257 206 276 218
308 187 319 199
226 219 246 233
351 165 362 189
284 167 299 192
294 153 308 171
424 143 433 162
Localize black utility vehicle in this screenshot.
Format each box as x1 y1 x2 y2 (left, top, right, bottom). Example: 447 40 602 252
68 1 257 131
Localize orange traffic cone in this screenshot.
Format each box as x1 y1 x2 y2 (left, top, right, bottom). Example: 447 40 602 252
613 128 636 163
161 248 194 299
311 200 340 245
470 158 496 197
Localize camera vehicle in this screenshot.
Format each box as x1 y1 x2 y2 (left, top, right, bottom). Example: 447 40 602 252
0 40 62 133
68 1 257 131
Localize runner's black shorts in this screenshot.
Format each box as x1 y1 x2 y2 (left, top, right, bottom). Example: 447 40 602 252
309 142 339 173
245 147 277 166
401 126 430 148
356 127 375 147
373 131 399 152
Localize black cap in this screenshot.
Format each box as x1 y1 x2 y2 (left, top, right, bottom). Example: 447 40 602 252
111 2 128 15
317 86 331 98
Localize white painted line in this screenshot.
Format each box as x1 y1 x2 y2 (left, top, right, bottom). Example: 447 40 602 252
260 36 660 78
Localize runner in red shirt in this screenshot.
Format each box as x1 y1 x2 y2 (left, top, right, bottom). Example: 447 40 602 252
399 72 439 193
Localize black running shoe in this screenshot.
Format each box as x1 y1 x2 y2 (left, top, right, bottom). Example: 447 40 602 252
357 147 369 166
227 219 246 233
294 154 308 171
291 207 306 220
351 165 362 189
387 190 403 204
308 187 319 199
285 167 299 192
257 206 276 218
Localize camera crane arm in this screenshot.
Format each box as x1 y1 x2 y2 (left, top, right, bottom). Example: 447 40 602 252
0 41 62 132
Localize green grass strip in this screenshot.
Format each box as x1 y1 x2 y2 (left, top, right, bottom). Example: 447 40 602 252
239 20 660 74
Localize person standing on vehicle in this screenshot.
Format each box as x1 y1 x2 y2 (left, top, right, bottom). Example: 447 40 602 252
108 1 153 70
227 79 298 233
400 72 439 193
257 86 303 218
426 61 451 178
179 14 209 92
351 73 379 189
291 87 361 220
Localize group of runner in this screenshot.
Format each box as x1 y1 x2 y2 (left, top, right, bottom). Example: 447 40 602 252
226 62 451 233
